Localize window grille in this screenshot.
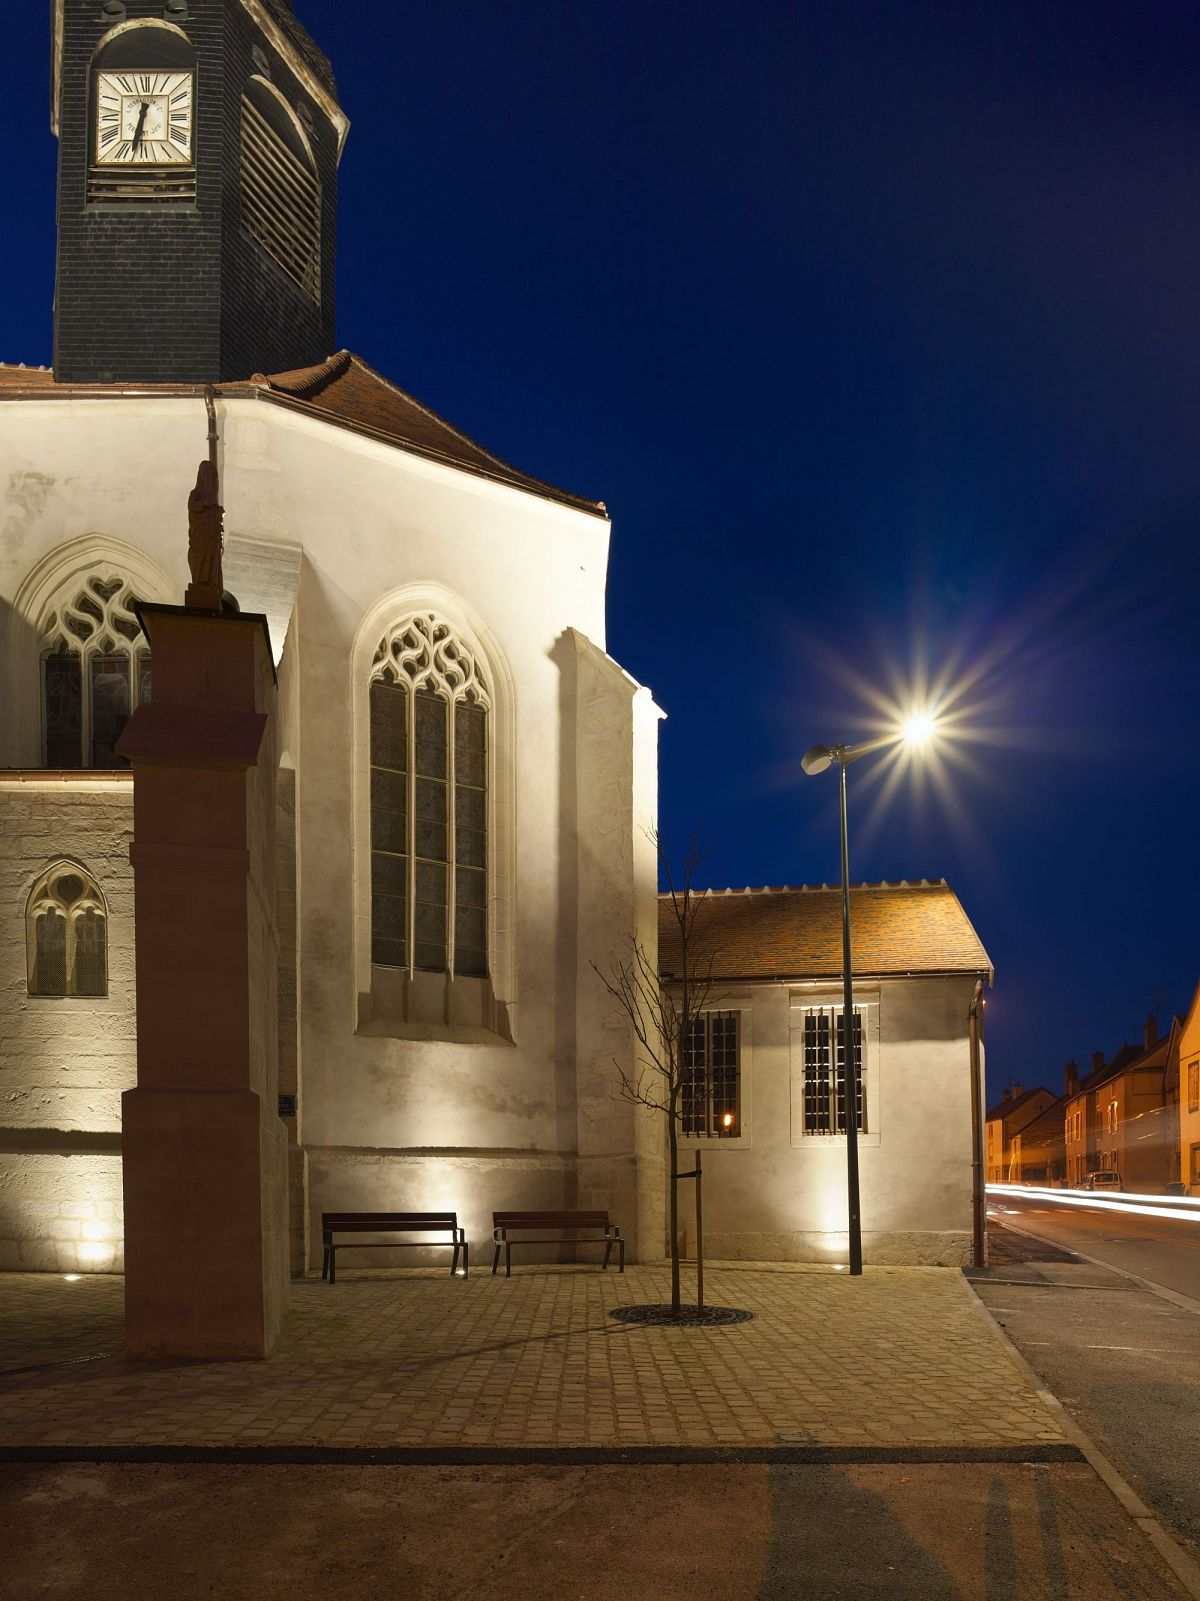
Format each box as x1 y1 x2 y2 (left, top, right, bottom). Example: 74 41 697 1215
240 87 321 299
26 864 108 998
369 615 489 978
40 575 150 769
801 1007 865 1135
682 1011 740 1137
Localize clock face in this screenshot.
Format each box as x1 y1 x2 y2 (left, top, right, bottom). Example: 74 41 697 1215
95 71 193 165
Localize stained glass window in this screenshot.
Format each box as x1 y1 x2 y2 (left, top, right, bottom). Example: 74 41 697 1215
369 616 489 979
39 576 149 769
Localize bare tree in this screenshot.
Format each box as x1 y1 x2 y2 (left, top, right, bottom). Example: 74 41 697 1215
593 835 713 1318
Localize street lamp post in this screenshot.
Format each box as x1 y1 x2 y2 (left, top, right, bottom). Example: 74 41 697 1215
802 715 935 1277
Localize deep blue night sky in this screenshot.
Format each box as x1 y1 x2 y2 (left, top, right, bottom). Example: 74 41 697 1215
4 2 1198 1098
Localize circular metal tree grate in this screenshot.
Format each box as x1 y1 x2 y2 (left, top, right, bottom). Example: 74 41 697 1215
609 1303 753 1328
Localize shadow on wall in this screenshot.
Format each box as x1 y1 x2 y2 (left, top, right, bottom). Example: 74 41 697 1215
0 591 39 766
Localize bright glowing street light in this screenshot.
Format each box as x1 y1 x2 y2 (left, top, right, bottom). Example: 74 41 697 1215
801 714 938 1276
901 711 937 747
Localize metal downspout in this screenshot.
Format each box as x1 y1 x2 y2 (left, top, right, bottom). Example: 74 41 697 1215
968 978 986 1268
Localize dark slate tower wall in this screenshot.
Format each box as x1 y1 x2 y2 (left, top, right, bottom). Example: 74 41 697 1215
52 0 338 385
219 0 337 380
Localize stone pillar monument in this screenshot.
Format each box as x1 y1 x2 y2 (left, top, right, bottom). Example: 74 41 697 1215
115 438 288 1358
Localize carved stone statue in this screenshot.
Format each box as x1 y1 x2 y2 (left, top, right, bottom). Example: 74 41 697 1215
185 457 225 610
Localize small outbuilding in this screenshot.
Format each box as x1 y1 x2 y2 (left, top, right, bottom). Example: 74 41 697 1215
659 878 992 1266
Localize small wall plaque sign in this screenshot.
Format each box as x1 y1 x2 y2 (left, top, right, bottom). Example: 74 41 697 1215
277 1094 296 1118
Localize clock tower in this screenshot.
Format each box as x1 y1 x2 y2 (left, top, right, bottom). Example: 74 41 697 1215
51 0 347 385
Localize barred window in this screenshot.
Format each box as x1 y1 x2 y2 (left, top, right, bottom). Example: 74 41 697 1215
39 574 150 769
369 615 489 978
26 864 108 998
801 1007 865 1135
682 1011 740 1137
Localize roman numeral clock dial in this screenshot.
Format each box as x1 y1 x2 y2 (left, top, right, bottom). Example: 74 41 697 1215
95 71 193 165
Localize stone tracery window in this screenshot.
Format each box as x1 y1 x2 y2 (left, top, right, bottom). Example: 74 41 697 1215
369 614 489 978
40 574 150 768
26 863 108 998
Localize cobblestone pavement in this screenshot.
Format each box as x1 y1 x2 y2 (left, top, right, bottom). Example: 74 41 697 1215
0 1264 1066 1450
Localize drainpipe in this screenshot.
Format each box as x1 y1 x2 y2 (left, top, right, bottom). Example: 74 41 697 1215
968 979 986 1268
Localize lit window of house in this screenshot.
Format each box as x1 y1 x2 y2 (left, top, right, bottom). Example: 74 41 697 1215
682 1011 740 1137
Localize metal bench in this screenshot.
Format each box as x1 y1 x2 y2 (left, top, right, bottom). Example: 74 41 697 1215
320 1211 467 1283
491 1210 624 1276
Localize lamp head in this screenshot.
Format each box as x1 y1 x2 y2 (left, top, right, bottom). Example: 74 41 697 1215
900 711 937 748
801 744 834 776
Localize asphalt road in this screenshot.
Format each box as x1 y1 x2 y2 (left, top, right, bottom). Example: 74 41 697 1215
0 1459 1188 1600
975 1209 1200 1564
989 1193 1200 1303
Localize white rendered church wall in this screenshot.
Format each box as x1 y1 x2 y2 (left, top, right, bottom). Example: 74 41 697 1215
0 393 635 1267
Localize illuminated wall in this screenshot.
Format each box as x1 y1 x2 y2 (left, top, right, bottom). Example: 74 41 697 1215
0 779 134 1272
669 974 979 1266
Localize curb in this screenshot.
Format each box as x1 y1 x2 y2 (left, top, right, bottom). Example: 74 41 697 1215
964 1262 1200 1600
0 1441 1084 1467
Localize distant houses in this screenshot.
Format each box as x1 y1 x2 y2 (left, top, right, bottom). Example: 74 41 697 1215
988 978 1200 1195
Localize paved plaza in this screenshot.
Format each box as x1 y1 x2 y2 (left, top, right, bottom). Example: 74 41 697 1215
0 1262 1067 1452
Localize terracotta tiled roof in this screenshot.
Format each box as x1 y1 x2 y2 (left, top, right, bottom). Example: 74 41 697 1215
259 352 604 514
985 1086 1054 1125
658 880 993 982
0 355 605 518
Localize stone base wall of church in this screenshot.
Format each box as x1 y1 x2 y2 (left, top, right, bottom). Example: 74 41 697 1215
0 782 136 1272
684 1228 973 1268
0 1151 124 1273
306 1148 580 1273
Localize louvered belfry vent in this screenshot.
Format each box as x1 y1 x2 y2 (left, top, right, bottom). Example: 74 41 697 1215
88 166 196 206
240 91 321 300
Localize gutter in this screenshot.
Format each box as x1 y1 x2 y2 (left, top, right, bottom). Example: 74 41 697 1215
968 978 986 1269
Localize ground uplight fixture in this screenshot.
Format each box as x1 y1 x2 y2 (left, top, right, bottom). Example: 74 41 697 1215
800 715 937 1275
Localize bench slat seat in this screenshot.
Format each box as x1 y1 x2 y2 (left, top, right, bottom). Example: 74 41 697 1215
491 1209 624 1276
321 1211 467 1283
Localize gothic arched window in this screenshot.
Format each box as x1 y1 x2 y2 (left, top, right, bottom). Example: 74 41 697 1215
27 863 108 998
369 615 489 978
40 574 150 769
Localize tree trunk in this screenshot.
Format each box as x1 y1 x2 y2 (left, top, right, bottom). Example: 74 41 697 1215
668 1088 681 1316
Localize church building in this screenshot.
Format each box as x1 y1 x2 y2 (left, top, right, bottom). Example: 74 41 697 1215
2 7 991 1343
0 1 664 1322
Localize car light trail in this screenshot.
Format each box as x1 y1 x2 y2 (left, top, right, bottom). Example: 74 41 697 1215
987 1183 1200 1225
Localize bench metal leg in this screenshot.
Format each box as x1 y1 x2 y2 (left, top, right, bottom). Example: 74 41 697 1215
450 1240 459 1277
602 1235 613 1270
321 1236 331 1282
505 1239 512 1277
328 1245 336 1285
491 1239 502 1275
462 1239 469 1278
618 1238 625 1272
